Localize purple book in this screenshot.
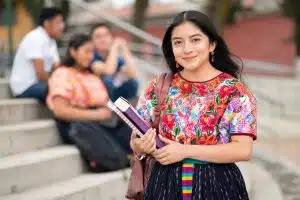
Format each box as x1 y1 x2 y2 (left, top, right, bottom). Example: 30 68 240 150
114 97 165 148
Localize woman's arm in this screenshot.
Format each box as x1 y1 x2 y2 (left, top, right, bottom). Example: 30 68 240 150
154 135 253 165
91 39 120 76
52 96 112 121
185 136 253 163
117 40 137 79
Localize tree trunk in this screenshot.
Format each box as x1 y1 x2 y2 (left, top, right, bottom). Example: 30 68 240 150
295 21 300 75
132 0 149 43
23 0 45 25
205 0 230 35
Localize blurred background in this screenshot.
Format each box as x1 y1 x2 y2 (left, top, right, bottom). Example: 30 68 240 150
0 0 299 199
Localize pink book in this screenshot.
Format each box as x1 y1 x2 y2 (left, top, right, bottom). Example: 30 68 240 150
106 97 165 148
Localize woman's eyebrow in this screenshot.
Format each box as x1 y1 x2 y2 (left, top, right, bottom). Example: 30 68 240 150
172 33 203 40
190 33 202 38
172 37 182 40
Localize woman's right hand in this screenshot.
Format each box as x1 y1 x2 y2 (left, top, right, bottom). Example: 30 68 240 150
95 107 112 121
130 128 157 155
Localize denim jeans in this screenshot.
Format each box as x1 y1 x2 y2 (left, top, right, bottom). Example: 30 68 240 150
16 81 48 103
102 76 139 101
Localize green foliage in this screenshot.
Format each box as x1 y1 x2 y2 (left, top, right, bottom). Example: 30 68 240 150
281 0 300 22
23 0 44 25
23 0 69 25
281 0 300 55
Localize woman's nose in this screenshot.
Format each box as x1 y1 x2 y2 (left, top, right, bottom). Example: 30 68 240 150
183 41 193 54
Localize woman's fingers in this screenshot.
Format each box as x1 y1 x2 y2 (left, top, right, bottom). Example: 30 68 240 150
131 128 157 154
153 149 168 160
143 130 155 146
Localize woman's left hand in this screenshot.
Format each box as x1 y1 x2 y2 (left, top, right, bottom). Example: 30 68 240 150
153 135 187 165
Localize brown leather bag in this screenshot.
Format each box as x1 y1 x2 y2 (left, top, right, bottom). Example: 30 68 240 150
125 73 173 200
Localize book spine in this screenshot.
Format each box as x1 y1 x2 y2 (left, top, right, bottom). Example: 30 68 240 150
107 100 165 148
123 107 149 133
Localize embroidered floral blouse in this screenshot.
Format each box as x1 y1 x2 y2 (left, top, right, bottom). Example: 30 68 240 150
136 72 257 145
47 67 108 110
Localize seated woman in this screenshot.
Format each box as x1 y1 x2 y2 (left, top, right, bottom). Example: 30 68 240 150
46 34 131 171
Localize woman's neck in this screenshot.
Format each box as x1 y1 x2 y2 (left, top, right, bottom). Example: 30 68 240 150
96 49 108 59
73 65 88 72
181 62 221 82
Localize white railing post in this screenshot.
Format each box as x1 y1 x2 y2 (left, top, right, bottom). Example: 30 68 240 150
67 0 162 47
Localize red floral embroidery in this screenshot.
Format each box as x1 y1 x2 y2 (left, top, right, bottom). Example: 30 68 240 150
162 114 175 130
197 134 217 145
181 83 192 94
177 134 187 144
219 85 235 98
136 72 257 147
200 114 217 133
196 85 207 96
162 132 173 140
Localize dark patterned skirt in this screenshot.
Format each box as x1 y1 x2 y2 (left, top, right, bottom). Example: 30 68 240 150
144 161 249 200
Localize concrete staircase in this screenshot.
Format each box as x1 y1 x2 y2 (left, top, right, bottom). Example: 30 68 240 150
0 80 130 200
0 76 286 200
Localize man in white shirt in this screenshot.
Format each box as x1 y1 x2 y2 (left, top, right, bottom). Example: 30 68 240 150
9 7 64 102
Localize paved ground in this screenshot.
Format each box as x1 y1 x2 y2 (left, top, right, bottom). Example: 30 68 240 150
254 155 300 199
224 14 295 67
256 138 300 167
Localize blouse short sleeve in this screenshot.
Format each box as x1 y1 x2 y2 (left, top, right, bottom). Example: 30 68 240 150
136 79 157 126
46 68 74 110
219 86 257 140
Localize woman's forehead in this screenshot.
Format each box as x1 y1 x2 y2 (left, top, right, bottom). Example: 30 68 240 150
172 22 204 39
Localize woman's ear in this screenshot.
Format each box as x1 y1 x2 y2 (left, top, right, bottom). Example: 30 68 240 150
69 48 76 59
209 41 217 53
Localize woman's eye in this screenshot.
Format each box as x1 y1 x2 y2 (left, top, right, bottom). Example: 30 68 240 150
192 38 200 42
174 41 182 46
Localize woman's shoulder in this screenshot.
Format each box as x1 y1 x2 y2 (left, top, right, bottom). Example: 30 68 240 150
51 66 73 76
220 73 256 101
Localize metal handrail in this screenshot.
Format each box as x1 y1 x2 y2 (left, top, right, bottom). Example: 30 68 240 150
67 0 293 117
67 0 162 46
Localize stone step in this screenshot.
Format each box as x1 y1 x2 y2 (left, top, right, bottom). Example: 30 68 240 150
0 146 84 196
236 162 251 193
0 119 60 157
0 79 10 99
250 161 283 200
0 163 253 200
254 147 300 199
256 137 300 168
0 99 52 125
1 170 131 200
259 117 298 137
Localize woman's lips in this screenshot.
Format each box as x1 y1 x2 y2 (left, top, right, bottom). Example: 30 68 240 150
183 56 197 60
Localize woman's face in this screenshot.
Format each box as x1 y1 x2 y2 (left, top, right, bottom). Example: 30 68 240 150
71 41 94 69
171 21 215 71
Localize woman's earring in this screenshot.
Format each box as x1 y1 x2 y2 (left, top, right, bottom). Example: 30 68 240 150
211 52 215 63
176 62 179 68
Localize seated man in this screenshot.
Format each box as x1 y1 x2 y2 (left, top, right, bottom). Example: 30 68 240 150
9 7 64 102
90 23 139 101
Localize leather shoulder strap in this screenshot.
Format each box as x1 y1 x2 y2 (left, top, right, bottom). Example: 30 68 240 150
152 73 173 129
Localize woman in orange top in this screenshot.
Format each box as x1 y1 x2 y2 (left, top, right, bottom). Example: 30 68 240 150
47 34 131 171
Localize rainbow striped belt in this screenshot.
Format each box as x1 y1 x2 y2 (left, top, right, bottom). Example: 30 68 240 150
182 158 209 200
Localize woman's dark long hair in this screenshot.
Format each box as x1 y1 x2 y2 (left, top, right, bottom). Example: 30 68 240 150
62 33 91 67
162 10 242 79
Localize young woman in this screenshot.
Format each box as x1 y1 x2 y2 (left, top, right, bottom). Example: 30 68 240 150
130 11 256 200
46 34 131 171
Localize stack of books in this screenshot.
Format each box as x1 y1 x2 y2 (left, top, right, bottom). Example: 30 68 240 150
106 97 165 148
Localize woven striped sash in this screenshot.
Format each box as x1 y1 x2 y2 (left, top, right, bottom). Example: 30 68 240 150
182 158 209 200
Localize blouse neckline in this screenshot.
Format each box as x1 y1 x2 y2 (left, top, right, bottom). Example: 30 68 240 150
178 71 225 84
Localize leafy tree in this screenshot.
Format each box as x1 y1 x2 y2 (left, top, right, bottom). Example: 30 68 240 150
281 0 300 56
23 0 69 26
131 0 149 43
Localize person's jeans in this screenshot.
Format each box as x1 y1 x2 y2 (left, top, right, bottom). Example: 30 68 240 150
102 76 139 101
16 81 48 103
